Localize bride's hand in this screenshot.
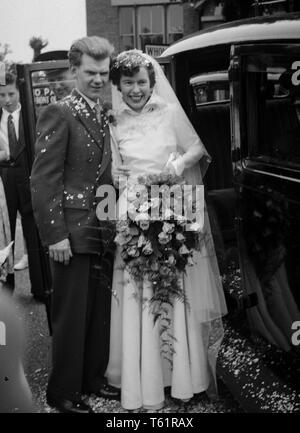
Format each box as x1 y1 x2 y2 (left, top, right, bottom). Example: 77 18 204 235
113 164 130 177
162 163 176 176
163 152 185 176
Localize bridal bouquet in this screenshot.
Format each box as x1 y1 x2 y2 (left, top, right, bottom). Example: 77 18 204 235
115 172 203 321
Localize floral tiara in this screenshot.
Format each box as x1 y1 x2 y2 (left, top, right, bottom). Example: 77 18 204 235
113 49 152 70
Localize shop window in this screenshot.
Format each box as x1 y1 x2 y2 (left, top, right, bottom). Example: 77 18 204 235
138 5 164 50
119 7 135 51
244 54 300 167
190 71 229 106
203 0 224 16
167 4 183 44
260 0 288 16
31 68 75 119
119 4 183 52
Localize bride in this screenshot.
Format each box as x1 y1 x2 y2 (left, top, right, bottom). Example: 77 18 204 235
105 50 227 410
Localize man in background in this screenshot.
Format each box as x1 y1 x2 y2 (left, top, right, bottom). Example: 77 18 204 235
47 68 75 101
0 72 45 300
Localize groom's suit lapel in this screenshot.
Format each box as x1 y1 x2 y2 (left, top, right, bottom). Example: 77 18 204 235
69 89 111 178
70 89 103 151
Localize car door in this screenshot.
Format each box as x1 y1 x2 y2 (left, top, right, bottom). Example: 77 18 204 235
231 43 300 358
17 60 74 165
16 61 76 322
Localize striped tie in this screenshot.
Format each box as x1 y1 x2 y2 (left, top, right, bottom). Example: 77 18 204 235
94 103 102 124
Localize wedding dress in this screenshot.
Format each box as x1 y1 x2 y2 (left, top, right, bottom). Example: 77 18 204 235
105 90 227 410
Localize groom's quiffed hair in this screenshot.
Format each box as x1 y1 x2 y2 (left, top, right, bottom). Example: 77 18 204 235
68 36 115 67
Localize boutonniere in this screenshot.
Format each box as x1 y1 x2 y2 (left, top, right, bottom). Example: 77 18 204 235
102 102 117 126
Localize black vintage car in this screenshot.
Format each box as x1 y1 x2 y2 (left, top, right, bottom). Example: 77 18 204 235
159 13 300 412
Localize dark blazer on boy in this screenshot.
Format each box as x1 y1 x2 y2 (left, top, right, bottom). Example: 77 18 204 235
0 107 45 296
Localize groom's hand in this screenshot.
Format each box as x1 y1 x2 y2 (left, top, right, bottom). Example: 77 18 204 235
112 164 130 187
113 164 130 177
49 239 73 265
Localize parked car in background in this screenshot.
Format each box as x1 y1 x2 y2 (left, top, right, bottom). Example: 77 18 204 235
159 12 300 412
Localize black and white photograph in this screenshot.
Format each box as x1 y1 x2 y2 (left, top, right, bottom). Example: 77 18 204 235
0 0 299 419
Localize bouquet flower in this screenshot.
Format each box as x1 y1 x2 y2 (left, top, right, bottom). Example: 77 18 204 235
115 172 202 322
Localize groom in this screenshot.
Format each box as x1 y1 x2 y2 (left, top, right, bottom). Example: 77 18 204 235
30 36 119 413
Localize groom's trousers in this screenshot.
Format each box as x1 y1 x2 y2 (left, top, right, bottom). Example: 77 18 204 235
47 253 112 401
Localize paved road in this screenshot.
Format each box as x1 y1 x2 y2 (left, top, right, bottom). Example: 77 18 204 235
11 218 242 413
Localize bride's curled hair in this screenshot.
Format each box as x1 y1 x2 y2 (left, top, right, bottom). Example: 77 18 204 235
110 50 156 89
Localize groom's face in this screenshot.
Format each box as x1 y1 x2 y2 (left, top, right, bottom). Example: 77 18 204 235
71 53 110 102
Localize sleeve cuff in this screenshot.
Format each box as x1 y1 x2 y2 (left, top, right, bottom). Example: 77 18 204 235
171 156 186 176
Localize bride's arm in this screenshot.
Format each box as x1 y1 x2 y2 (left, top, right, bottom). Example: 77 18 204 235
180 138 205 169
168 105 211 175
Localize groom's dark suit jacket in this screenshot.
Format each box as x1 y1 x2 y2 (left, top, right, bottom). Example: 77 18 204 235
30 89 113 254
31 90 115 398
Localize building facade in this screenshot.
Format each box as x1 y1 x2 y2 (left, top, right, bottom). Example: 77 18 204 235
251 0 300 16
86 0 204 55
86 0 300 55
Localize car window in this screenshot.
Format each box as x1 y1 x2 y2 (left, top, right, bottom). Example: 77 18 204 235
31 68 75 118
243 54 300 168
190 71 229 106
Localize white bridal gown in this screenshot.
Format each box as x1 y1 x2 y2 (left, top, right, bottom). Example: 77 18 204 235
105 94 227 410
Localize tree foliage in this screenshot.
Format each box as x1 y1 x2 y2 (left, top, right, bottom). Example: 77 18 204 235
29 36 49 61
0 43 12 62
0 43 16 75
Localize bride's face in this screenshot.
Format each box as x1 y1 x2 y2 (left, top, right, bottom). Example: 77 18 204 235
119 67 152 112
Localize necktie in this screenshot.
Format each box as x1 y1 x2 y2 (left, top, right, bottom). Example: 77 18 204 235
94 103 102 125
7 114 18 161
